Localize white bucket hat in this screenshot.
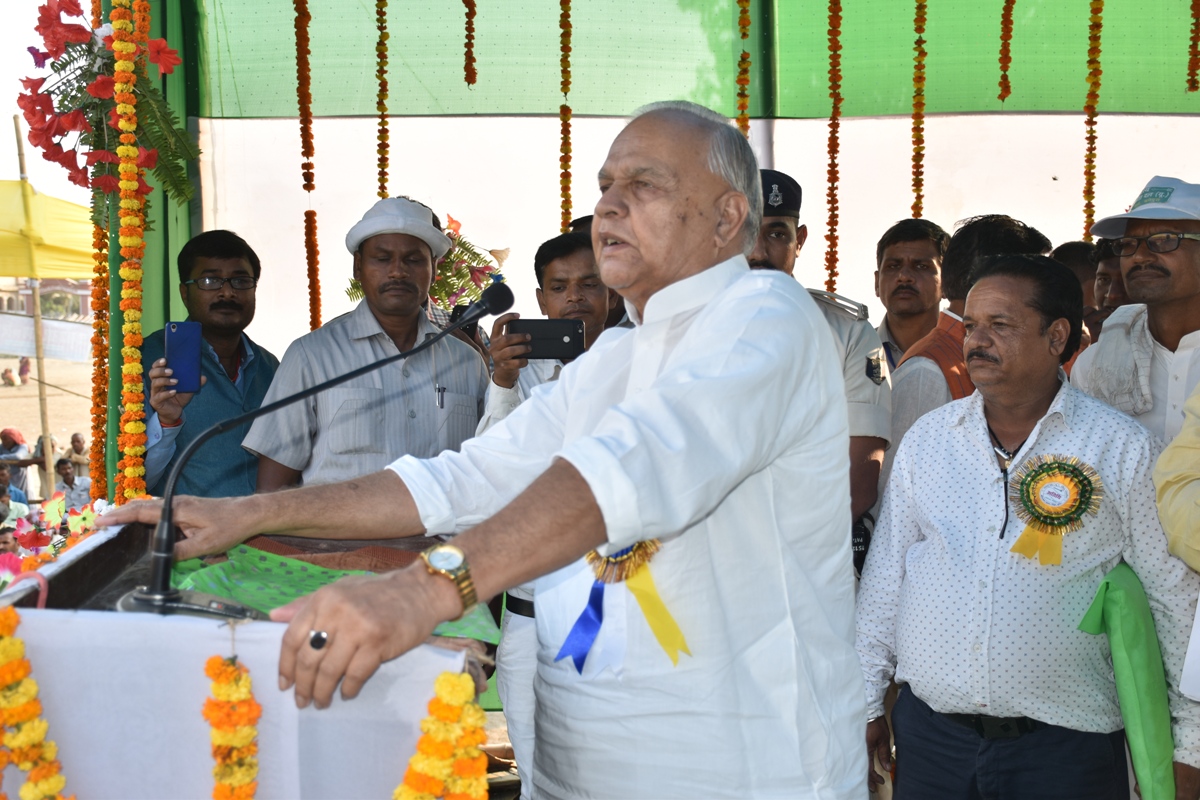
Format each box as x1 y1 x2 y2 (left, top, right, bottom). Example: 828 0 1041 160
345 197 452 260
1090 176 1200 239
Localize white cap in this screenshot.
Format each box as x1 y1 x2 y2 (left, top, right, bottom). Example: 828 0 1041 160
1090 176 1200 239
345 197 452 260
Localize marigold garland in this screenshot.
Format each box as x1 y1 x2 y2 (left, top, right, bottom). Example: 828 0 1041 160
0 607 71 800
1189 0 1200 91
463 0 477 86
559 0 572 232
1082 0 1103 240
204 656 261 800
911 0 927 219
736 0 751 137
824 0 842 292
293 0 321 330
111 0 150 503
375 0 389 199
89 223 109 500
997 0 1016 101
395 672 488 800
89 0 111 502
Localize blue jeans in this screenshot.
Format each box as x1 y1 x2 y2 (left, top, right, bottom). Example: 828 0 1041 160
892 685 1129 800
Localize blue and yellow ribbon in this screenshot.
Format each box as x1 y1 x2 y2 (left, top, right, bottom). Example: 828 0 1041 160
556 542 690 674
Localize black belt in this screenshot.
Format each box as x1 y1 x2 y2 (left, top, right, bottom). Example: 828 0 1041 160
504 593 535 619
942 712 1046 739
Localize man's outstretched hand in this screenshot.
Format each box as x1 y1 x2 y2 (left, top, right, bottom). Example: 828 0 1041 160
96 494 258 561
271 565 464 709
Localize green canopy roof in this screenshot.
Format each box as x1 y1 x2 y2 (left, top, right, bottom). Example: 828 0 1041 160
185 0 1200 120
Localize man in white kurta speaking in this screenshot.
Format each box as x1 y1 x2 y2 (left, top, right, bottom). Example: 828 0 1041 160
102 101 866 799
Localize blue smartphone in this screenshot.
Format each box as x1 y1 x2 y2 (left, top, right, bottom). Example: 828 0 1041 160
163 321 203 394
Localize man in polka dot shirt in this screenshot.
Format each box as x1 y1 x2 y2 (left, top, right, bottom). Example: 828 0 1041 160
857 254 1200 799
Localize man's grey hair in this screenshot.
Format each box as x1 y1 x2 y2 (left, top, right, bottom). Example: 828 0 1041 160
631 101 763 254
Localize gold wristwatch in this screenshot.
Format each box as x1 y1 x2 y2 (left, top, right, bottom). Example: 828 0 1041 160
420 543 478 620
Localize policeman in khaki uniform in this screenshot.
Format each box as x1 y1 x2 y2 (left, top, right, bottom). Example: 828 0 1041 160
750 169 892 573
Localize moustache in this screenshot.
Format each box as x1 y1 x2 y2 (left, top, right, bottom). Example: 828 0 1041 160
378 280 419 294
891 286 919 298
1126 263 1171 278
966 349 999 364
748 259 778 271
208 301 244 312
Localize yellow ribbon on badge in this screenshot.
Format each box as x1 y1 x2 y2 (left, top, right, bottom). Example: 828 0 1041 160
626 564 691 666
1010 526 1064 565
1008 455 1104 566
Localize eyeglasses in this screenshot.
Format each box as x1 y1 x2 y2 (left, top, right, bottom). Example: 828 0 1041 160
1111 232 1200 257
183 276 258 291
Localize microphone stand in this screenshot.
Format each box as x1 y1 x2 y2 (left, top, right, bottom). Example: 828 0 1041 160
116 283 512 619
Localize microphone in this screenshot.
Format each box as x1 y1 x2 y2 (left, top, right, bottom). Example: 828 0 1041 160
117 281 514 619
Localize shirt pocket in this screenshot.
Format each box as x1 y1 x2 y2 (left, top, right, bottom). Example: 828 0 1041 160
437 390 479 451
320 388 385 455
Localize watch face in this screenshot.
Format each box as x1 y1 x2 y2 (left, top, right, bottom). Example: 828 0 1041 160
428 546 463 571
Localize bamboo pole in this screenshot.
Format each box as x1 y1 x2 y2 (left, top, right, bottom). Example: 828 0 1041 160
12 115 56 496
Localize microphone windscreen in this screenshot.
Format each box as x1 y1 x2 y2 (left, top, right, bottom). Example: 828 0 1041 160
480 281 515 315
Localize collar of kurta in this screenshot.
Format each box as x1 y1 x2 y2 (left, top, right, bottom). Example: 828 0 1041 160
629 254 748 327
346 298 440 344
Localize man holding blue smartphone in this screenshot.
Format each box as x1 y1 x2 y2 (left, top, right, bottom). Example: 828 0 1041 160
142 230 280 497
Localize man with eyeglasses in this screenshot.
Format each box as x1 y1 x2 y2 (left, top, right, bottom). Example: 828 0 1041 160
142 229 280 497
1072 176 1200 443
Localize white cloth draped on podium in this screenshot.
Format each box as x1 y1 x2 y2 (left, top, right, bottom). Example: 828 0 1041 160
1 609 463 799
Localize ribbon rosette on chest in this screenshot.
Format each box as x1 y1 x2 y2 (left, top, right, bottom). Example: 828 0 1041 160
555 539 691 674
1008 455 1104 565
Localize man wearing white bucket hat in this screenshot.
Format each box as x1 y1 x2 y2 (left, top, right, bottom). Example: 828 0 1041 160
1071 176 1200 443
242 197 488 505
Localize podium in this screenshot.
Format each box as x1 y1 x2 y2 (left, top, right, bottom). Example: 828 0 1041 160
1 608 462 799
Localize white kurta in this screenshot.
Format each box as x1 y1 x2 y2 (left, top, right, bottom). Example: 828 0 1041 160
392 256 865 799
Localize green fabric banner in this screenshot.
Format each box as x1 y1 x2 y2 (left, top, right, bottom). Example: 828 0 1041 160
187 0 1200 120
1078 563 1175 800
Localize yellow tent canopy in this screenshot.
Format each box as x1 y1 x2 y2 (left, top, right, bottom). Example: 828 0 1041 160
0 180 95 280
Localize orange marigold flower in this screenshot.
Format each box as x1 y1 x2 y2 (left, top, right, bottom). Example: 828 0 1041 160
403 766 444 796
452 753 488 778
27 758 61 783
0 607 20 638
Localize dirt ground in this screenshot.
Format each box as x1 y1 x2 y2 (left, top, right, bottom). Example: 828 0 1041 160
0 355 95 499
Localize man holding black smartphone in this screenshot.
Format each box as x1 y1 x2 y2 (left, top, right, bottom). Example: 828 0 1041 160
478 231 616 430
476 229 616 798
142 230 280 497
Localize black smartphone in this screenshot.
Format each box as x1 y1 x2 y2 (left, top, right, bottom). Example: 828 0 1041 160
449 303 478 340
507 318 586 361
163 321 203 393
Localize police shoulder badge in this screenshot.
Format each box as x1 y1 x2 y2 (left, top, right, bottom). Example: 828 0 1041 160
1008 455 1103 565
865 353 885 385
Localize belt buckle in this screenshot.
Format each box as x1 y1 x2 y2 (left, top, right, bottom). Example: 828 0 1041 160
977 716 1022 739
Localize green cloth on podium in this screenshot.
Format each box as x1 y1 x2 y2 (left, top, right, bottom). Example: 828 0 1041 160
1078 562 1175 800
172 544 500 644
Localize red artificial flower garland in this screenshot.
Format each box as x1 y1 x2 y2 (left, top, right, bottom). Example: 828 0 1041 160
912 0 927 219
559 0 572 232
1189 0 1200 92
463 0 477 85
998 0 1015 101
293 0 320 329
376 0 389 199
1082 0 1103 240
736 0 751 137
824 0 842 292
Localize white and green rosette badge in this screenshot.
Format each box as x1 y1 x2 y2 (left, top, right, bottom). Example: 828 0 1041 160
1008 455 1104 565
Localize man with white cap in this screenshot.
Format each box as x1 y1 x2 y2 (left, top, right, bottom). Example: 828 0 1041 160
243 197 489 506
1072 176 1200 442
